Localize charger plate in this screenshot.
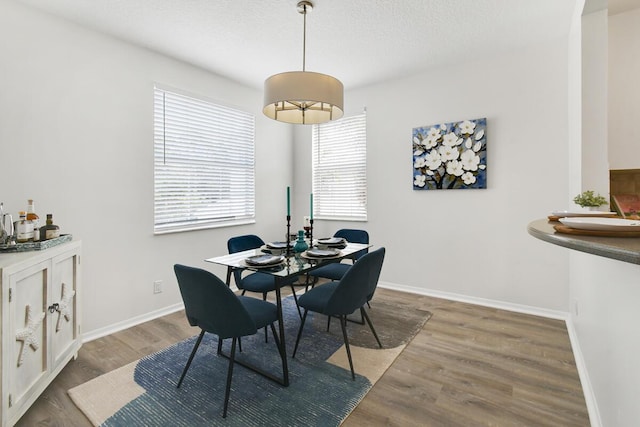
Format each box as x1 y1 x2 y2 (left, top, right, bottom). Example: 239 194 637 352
303 248 342 259
554 224 640 237
244 254 285 266
559 217 640 231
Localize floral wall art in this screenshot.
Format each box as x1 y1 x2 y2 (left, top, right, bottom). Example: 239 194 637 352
412 118 487 190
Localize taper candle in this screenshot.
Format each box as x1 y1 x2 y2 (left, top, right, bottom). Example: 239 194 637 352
287 186 291 216
310 193 313 220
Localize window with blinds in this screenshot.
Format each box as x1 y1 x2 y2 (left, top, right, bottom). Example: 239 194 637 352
312 112 367 221
153 86 255 233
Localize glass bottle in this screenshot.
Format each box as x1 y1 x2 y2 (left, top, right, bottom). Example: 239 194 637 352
16 211 34 243
27 199 40 241
26 199 39 224
303 216 311 238
40 214 60 240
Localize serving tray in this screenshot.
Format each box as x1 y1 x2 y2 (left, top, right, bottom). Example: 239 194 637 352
553 225 640 237
0 234 72 252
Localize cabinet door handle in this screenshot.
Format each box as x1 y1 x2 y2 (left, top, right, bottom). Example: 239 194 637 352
48 303 59 313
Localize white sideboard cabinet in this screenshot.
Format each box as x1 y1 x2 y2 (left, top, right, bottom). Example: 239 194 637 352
0 240 81 427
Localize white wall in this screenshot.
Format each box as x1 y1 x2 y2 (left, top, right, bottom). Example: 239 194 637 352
569 252 640 426
294 41 572 312
608 7 640 169
581 9 610 198
0 1 293 334
568 1 585 203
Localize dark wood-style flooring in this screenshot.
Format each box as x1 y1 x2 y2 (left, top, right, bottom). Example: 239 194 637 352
16 287 589 426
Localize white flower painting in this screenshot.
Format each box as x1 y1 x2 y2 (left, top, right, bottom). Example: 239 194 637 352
412 118 487 190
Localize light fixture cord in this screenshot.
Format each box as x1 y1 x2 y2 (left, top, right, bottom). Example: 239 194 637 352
302 4 307 72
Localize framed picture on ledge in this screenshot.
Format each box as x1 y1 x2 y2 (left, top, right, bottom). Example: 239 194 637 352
611 194 640 217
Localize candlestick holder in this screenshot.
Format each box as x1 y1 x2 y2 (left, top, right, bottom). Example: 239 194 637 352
303 216 311 238
286 215 291 258
309 219 314 249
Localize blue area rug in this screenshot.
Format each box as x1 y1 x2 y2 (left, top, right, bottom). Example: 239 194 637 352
69 296 430 426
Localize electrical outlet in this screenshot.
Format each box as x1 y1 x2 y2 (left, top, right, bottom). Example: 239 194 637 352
153 280 163 294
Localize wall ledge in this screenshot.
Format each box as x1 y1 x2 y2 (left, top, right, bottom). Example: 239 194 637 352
528 218 640 264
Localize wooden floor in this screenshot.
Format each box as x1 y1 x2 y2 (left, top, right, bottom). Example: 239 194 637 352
16 288 589 427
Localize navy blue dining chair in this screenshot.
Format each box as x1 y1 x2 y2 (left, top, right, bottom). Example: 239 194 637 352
307 229 369 285
228 234 301 326
308 229 371 329
292 247 386 380
173 264 285 418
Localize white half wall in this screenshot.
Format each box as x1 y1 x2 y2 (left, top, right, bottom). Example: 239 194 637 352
0 1 293 334
294 40 572 312
569 252 640 426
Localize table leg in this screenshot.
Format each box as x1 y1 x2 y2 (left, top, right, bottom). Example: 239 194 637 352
274 278 289 386
225 266 233 286
216 273 290 387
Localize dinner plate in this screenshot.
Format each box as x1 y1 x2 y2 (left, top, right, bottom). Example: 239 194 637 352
551 210 617 218
303 248 342 259
317 237 346 245
559 217 640 231
266 241 292 249
242 260 286 270
244 254 285 266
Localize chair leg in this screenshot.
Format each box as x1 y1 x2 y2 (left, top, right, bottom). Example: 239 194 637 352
327 314 332 331
262 293 269 343
223 336 241 353
177 330 205 388
292 309 309 358
361 307 382 348
222 337 237 418
217 336 242 354
305 274 318 291
339 315 355 380
290 285 302 319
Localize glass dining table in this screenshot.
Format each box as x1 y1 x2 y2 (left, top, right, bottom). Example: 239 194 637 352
205 242 371 386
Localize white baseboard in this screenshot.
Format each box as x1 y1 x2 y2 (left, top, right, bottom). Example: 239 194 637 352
378 281 570 320
81 302 185 343
564 319 601 427
378 280 600 427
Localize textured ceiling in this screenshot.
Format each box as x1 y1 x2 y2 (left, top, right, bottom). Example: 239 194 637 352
16 0 580 90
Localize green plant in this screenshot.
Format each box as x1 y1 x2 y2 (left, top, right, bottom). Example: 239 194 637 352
573 190 608 207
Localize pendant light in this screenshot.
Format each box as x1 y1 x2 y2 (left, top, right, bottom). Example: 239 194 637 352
263 1 344 125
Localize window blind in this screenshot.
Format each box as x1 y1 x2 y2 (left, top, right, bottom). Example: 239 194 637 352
154 86 255 233
312 112 367 221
